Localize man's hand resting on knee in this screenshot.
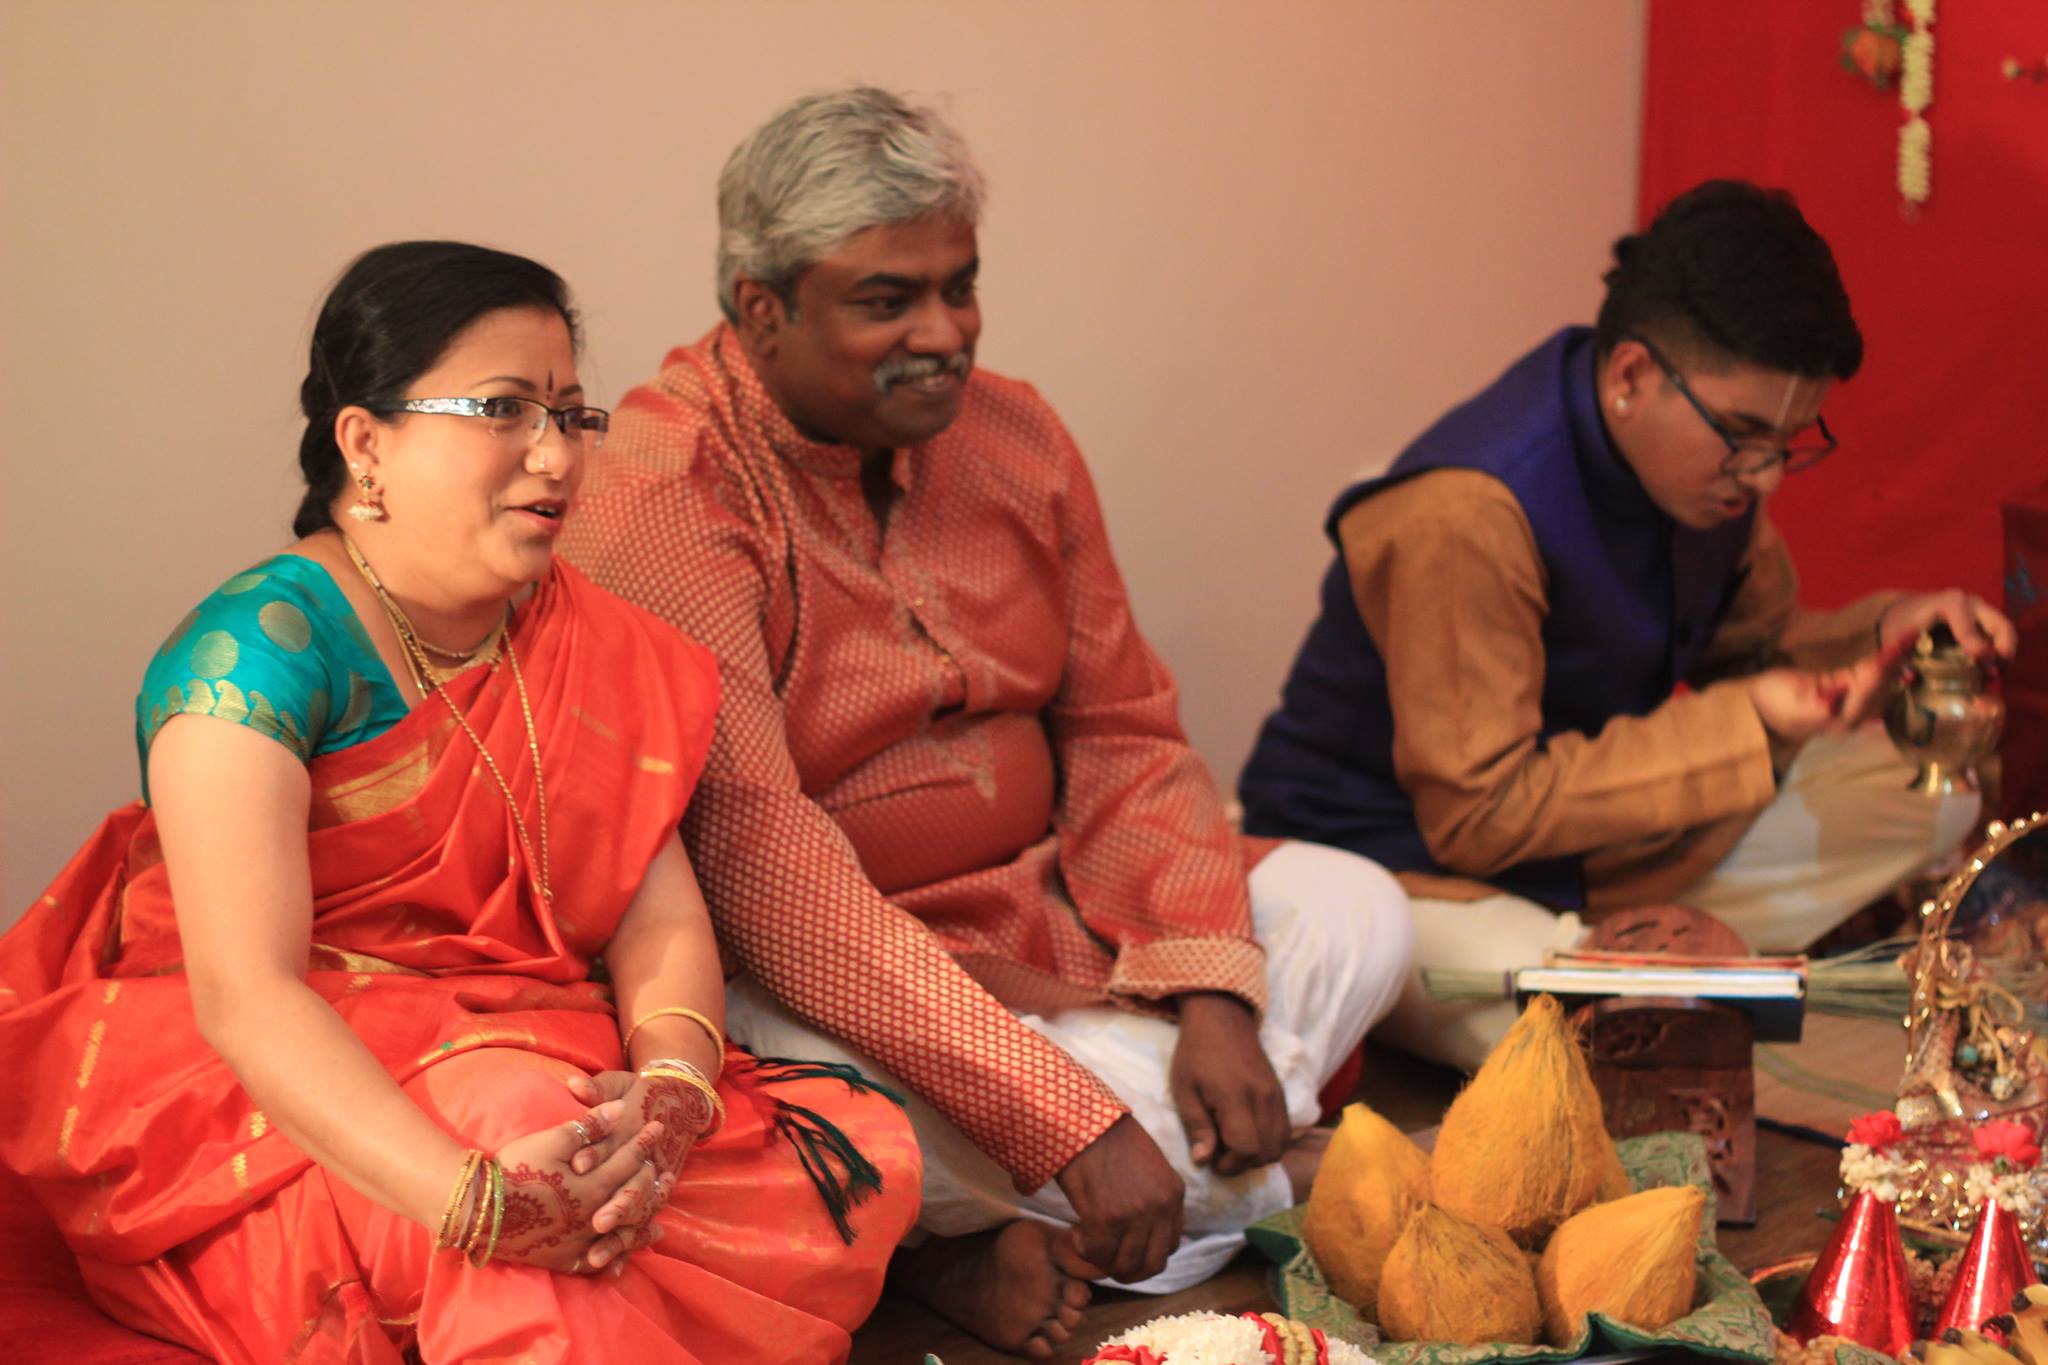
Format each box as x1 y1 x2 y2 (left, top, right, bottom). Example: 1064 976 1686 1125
1170 992 1291 1176
1054 1114 1185 1283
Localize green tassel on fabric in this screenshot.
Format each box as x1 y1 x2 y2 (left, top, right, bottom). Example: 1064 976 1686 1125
749 1055 907 1108
750 1055 907 1245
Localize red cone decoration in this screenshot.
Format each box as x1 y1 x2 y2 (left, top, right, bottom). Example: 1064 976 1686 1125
1934 1197 2042 1340
1936 1119 2048 1341
1787 1187 1916 1358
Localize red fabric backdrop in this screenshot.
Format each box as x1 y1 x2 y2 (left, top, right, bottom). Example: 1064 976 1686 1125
1639 1 2048 609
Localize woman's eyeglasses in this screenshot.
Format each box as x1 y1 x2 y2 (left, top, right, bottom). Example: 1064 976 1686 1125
375 396 610 450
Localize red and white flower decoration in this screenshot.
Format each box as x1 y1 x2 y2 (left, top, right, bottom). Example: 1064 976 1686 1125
1964 1118 2045 1216
1851 0 1937 207
1840 1110 1911 1202
1897 0 1935 205
1084 1311 1374 1365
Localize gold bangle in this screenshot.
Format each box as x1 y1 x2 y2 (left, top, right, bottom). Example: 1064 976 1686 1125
456 1161 491 1253
639 1057 712 1086
469 1158 505 1267
622 1006 725 1068
436 1149 484 1249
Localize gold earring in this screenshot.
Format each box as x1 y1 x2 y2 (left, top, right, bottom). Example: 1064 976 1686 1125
1614 396 1630 414
348 468 387 523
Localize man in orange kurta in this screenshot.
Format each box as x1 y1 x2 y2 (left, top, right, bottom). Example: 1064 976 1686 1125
563 87 1411 1354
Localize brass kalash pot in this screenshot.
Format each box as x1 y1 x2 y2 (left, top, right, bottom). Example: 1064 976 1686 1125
1884 623 2004 794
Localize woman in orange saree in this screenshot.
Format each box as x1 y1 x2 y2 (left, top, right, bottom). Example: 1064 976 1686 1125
0 242 920 1364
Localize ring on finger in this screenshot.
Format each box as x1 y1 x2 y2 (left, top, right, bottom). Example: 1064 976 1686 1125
568 1116 595 1146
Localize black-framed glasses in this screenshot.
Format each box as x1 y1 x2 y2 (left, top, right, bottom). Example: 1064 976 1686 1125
1626 333 1836 476
374 396 610 450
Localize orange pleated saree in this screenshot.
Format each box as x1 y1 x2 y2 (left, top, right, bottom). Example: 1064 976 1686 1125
0 562 921 1364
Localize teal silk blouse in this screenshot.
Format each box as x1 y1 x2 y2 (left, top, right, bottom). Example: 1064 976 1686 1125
134 554 409 796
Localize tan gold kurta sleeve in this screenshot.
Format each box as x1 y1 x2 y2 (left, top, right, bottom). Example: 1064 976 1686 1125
1574 512 1907 907
1339 469 1781 904
1689 511 1905 679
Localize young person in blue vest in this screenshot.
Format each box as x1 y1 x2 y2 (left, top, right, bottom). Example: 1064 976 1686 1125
1238 180 2015 1068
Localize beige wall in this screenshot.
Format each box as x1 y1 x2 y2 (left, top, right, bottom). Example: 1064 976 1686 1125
0 1 1644 919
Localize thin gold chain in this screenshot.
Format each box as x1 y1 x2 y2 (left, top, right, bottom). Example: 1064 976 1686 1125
339 534 553 905
397 606 504 664
415 623 505 665
497 637 551 903
341 544 505 663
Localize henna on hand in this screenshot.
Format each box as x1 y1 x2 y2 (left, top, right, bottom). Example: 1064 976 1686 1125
639 1075 713 1175
572 1075 713 1243
497 1163 586 1256
481 1115 669 1273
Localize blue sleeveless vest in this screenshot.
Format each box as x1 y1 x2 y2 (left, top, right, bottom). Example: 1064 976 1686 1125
1237 327 1754 907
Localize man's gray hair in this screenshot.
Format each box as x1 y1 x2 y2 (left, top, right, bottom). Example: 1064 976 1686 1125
716 86 986 321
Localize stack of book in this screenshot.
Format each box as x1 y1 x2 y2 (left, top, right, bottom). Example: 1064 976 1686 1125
1427 948 1809 1042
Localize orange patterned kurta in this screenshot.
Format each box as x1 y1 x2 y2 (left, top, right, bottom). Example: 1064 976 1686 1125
564 325 1265 1192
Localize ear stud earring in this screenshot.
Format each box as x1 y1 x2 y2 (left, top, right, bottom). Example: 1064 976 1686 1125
348 467 387 523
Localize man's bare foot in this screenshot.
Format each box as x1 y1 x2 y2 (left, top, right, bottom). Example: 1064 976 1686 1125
1281 1125 1334 1202
889 1219 1094 1359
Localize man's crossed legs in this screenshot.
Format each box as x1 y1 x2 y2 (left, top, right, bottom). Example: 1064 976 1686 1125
724 840 1413 1357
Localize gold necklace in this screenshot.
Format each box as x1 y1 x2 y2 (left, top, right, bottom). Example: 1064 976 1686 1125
388 599 506 665
337 542 506 664
409 605 506 664
415 624 505 666
339 534 501 690
339 534 553 905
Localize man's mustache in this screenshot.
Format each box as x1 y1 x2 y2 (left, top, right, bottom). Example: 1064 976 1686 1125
872 351 972 395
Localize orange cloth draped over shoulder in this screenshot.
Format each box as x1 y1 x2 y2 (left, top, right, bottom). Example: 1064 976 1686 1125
0 562 920 1365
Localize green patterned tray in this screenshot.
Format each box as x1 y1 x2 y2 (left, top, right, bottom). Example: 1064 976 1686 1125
1244 1131 1778 1365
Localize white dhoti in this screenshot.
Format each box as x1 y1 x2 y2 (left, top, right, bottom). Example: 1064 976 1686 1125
1378 725 1981 1071
722 838 1413 1294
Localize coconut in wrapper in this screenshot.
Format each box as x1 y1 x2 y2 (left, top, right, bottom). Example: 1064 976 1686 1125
1431 993 1614 1246
1377 1203 1544 1345
1301 1102 1431 1311
1536 1184 1705 1346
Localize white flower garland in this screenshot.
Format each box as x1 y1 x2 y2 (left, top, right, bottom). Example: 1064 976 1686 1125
1840 1142 1910 1203
1898 0 1936 203
1089 1311 1376 1365
1963 1162 2046 1219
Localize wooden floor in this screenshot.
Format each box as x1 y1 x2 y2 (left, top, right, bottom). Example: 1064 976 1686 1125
850 1013 1903 1364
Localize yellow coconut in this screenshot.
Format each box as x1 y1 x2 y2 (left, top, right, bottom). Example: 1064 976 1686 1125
1592 1131 1633 1203
1377 1203 1543 1345
1430 994 1614 1245
1301 1103 1431 1311
1537 1184 1705 1346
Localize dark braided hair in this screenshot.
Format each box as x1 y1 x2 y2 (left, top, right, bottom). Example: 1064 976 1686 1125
1595 180 1861 380
293 242 580 537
